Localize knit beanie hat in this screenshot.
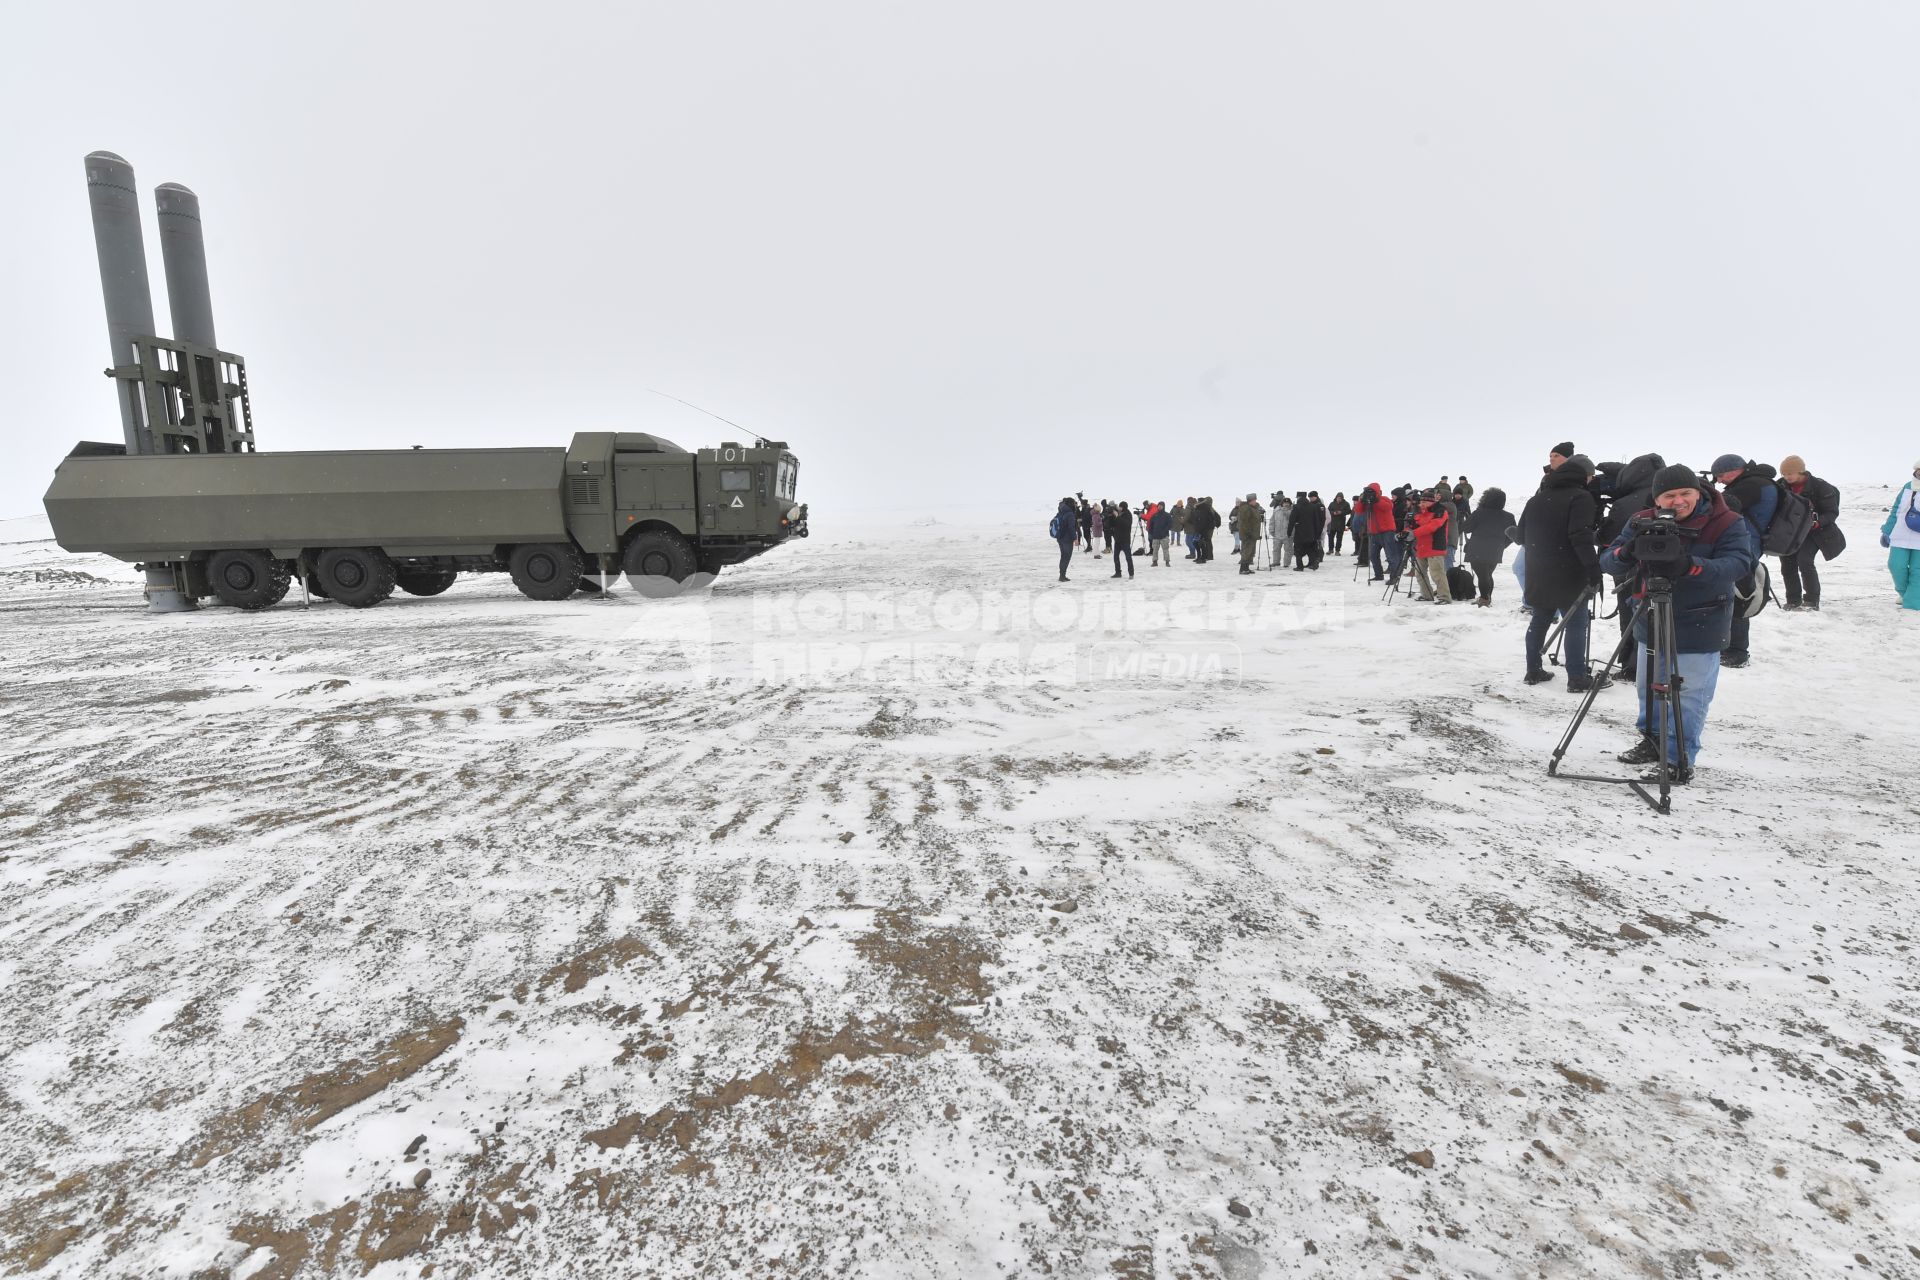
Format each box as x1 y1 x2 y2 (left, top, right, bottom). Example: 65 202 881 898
1652 463 1702 496
1780 454 1805 475
1569 453 1596 477
1710 452 1746 476
1551 441 1575 457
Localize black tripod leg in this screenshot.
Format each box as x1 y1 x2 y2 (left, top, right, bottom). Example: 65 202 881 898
1548 597 1644 775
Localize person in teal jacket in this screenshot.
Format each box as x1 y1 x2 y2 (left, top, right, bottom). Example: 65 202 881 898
1884 461 1920 611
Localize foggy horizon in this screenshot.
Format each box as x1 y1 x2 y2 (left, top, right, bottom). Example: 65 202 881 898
3 2 1915 525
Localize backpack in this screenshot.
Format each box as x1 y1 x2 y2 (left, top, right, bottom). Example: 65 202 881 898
1762 481 1814 556
1446 565 1475 600
1048 514 1061 539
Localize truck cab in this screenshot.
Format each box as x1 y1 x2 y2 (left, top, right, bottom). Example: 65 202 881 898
562 431 807 581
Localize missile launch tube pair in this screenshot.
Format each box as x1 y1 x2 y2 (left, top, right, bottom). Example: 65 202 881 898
82 150 219 609
84 150 217 455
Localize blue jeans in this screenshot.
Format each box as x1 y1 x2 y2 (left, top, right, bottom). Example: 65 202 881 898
1635 647 1720 765
1444 546 1457 571
1525 599 1589 676
1373 535 1405 580
1512 548 1526 593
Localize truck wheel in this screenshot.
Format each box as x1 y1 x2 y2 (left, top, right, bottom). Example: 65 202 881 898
395 568 459 597
315 547 397 608
304 571 330 601
623 530 697 598
509 543 584 601
208 549 291 611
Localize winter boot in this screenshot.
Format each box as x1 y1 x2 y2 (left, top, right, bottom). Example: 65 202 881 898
1524 669 1555 686
1615 736 1660 765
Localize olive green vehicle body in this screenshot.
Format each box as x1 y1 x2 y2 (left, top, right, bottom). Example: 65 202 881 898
43 430 806 590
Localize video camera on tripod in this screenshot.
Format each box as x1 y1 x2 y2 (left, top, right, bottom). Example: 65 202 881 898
1547 508 1701 814
1624 510 1699 581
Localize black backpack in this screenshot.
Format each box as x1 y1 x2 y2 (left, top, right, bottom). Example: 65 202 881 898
1763 481 1815 556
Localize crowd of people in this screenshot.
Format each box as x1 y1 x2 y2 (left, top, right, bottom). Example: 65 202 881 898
1053 448 1909 787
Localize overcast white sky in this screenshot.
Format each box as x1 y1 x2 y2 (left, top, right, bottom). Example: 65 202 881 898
3 1 1915 522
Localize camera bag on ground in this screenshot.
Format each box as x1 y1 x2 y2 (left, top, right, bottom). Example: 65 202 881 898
1762 481 1815 556
1446 565 1475 599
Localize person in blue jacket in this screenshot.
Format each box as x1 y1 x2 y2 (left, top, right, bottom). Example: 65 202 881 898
1885 460 1920 610
1599 463 1756 783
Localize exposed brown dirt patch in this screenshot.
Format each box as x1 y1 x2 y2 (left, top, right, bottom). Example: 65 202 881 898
537 936 654 995
0 1166 134 1273
853 909 993 1004
190 1016 464 1167
1554 1062 1610 1094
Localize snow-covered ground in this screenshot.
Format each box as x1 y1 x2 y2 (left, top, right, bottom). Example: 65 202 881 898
1 489 1916 1279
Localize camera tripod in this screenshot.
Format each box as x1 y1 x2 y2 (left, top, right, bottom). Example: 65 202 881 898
1547 576 1689 814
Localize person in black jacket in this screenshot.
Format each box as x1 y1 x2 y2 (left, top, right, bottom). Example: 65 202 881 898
1518 455 1604 690
1110 502 1135 578
1287 491 1322 570
1712 453 1778 667
1777 454 1841 609
1055 497 1079 582
1461 487 1515 606
1593 453 1664 678
1326 494 1352 554
1193 497 1219 563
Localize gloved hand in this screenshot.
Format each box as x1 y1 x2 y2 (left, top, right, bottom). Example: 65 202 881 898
1886 533 1894 548
1586 566 1604 590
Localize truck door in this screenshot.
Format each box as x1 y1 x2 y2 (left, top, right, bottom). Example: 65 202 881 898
699 446 761 536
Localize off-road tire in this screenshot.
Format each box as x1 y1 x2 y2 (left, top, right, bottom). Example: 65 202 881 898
207 549 291 611
395 567 459 597
314 547 397 609
303 571 330 600
622 530 698 598
509 543 585 601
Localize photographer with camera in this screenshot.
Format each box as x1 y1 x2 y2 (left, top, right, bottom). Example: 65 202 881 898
1519 453 1603 690
1356 484 1396 580
1593 453 1665 681
1599 464 1756 784
1409 490 1454 602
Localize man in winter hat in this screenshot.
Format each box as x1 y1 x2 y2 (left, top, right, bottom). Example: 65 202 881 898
1776 455 1841 610
1708 452 1777 667
1599 463 1756 784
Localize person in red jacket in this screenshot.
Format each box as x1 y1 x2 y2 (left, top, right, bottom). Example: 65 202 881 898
1410 491 1453 603
1359 482 1401 582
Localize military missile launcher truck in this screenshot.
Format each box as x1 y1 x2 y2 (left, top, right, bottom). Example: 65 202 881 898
45 432 807 608
46 151 807 612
